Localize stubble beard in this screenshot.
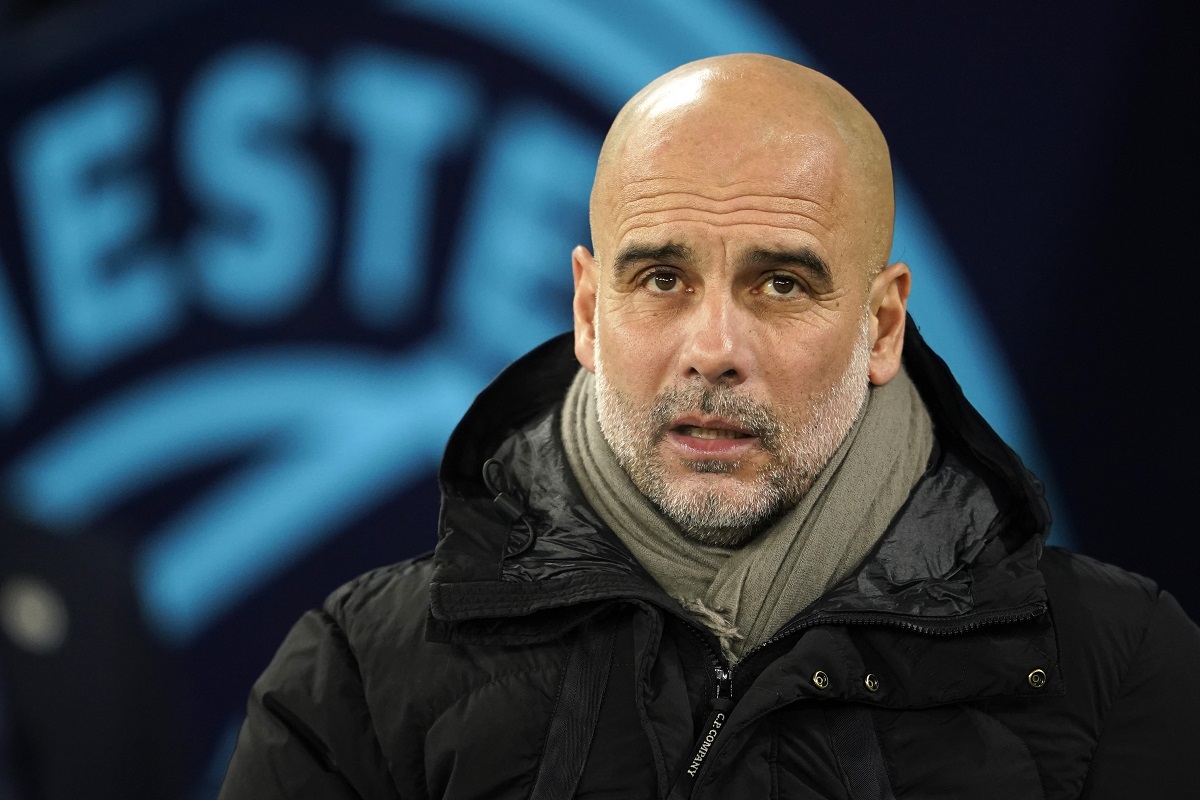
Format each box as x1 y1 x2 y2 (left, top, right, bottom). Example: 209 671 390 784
594 315 872 548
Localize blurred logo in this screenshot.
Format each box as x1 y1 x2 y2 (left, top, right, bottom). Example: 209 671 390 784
0 0 1038 644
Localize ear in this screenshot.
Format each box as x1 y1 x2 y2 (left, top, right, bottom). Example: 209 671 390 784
866 262 911 385
572 245 598 372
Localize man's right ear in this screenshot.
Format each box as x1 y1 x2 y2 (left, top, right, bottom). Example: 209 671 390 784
572 245 598 372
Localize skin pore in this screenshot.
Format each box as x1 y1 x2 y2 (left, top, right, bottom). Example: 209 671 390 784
572 54 911 547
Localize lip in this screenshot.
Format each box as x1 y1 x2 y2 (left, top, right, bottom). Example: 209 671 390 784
667 416 760 457
670 415 755 436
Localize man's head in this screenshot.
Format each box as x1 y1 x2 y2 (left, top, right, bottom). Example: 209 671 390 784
571 54 911 546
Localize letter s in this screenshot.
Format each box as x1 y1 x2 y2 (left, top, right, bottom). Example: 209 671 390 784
179 44 330 322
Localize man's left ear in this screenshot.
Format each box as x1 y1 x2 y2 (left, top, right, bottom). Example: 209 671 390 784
867 262 911 385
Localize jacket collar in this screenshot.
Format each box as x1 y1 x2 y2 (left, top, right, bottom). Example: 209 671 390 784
427 318 1051 640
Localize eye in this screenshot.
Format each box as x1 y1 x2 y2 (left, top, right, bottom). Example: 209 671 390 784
643 271 683 293
759 274 803 296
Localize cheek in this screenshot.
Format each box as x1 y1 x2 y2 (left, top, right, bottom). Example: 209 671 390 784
756 327 854 398
597 313 676 394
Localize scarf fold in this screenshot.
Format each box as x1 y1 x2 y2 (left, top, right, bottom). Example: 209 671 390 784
561 366 933 662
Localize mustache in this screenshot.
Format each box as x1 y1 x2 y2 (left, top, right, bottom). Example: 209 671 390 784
648 385 781 445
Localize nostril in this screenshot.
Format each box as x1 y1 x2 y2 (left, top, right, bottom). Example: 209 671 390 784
687 365 741 386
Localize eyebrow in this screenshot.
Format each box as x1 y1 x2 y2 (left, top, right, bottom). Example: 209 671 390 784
744 247 832 284
611 242 694 278
608 242 834 286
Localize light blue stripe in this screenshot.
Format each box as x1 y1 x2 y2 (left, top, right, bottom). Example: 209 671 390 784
0 257 36 422
11 340 481 640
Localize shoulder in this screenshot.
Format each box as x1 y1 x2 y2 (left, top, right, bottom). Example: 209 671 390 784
316 553 459 716
1039 545 1158 621
323 552 437 645
223 556 439 795
317 552 570 720
1039 545 1156 595
248 553 439 708
1037 544 1200 647
1038 544 1200 727
1037 545 1192 665
1036 547 1200 796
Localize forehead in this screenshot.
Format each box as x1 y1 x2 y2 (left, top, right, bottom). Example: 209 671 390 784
611 177 836 240
614 118 846 193
600 131 852 262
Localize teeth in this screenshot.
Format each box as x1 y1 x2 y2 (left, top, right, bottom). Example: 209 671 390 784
684 426 746 439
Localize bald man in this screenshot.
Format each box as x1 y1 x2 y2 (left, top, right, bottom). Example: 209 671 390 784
221 55 1200 799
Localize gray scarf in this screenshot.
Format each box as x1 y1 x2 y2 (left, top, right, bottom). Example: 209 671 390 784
560 367 933 662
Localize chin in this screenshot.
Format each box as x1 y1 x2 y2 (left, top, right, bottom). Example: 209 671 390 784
654 471 784 537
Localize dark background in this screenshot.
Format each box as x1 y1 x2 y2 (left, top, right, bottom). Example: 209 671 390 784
0 0 1195 796
783 1 1197 607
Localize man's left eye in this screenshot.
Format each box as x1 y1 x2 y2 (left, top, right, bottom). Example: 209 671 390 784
763 275 800 295
651 273 679 291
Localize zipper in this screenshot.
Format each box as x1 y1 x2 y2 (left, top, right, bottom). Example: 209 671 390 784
681 623 731 700
670 663 736 800
687 601 1046 704
713 666 732 699
755 603 1048 652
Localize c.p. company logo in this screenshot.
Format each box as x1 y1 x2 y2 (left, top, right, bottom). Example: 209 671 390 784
0 0 1041 645
688 711 726 777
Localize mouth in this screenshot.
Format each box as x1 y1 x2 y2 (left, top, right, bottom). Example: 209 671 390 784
674 424 753 440
668 417 760 456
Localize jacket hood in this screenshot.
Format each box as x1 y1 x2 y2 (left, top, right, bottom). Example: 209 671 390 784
428 318 1052 640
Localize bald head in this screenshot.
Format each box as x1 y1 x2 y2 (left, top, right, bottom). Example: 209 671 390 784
572 56 912 543
591 54 894 280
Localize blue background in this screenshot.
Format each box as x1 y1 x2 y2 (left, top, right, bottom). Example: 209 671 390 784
0 0 1194 795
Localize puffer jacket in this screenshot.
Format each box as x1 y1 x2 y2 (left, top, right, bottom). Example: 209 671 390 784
220 323 1200 799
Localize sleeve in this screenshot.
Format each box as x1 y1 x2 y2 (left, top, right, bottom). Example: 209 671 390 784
218 609 402 800
1081 590 1200 798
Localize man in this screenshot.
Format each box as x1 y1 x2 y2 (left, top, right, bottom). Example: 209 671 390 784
220 54 1200 798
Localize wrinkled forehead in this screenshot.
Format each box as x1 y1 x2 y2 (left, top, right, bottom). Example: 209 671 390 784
614 125 846 195
593 117 854 247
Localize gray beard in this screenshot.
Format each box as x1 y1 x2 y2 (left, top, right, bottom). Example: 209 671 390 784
594 317 871 547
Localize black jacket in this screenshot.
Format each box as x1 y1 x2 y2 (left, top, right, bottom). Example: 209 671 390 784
220 324 1200 799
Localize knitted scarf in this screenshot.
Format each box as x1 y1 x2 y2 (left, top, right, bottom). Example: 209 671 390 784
560 366 933 662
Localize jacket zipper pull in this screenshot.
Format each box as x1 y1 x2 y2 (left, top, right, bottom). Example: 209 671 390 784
667 668 735 799
714 667 732 700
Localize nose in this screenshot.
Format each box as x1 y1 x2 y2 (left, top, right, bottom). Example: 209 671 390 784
680 291 748 386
